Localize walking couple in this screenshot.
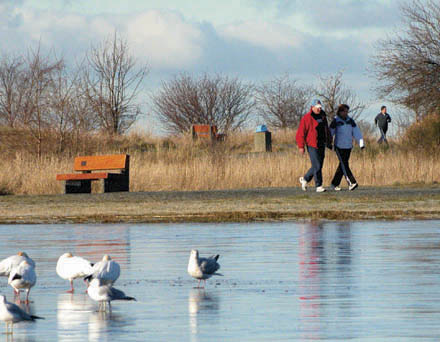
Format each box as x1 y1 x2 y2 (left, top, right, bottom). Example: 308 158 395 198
295 99 364 192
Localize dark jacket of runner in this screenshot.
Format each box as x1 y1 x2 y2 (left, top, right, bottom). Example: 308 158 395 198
374 113 391 133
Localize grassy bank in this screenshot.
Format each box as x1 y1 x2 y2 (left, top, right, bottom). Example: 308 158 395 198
1 128 439 195
0 186 439 223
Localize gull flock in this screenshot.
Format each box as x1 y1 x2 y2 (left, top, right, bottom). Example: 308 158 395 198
0 249 221 334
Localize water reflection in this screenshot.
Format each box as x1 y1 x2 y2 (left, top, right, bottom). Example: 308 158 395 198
33 225 132 270
57 292 130 342
89 310 129 342
57 293 93 341
59 225 131 266
298 223 324 340
4 334 38 342
297 222 355 340
188 289 220 339
88 310 111 342
0 222 439 341
334 223 354 320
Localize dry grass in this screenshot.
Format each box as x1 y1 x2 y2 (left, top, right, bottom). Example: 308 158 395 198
1 129 439 195
131 147 439 192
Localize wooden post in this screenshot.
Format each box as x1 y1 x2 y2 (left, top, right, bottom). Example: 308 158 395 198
254 131 272 152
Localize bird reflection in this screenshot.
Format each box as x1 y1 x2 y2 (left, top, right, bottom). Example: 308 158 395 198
188 289 219 337
57 293 94 341
88 310 123 342
4 333 38 342
88 310 110 342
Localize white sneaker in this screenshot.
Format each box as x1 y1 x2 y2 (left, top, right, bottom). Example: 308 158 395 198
316 186 326 193
348 183 358 191
331 185 341 191
299 177 307 191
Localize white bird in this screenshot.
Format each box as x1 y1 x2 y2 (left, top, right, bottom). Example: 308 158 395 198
0 295 43 334
87 278 136 312
0 252 35 277
56 253 94 293
8 261 36 303
187 249 222 288
85 255 120 286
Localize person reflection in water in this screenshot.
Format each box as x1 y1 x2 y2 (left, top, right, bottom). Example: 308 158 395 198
298 223 325 340
297 222 354 340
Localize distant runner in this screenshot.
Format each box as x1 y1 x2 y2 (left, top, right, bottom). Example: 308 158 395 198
374 105 391 144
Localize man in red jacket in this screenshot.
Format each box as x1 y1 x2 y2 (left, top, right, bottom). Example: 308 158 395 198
295 99 332 192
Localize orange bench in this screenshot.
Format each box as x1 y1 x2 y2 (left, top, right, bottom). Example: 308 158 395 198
56 154 130 194
191 124 222 140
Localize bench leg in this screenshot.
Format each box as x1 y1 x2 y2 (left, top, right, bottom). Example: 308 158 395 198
103 176 129 192
65 180 92 194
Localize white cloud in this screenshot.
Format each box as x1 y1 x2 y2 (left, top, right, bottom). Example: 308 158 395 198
126 10 205 69
1 7 206 70
219 21 302 51
88 16 117 39
0 0 25 29
249 0 402 30
0 1 392 106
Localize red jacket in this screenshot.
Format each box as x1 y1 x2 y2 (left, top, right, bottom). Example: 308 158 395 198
296 108 332 149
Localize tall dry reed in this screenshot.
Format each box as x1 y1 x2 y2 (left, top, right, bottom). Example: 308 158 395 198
1 130 439 195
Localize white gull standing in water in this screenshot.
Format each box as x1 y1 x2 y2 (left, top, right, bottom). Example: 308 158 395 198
84 254 120 286
187 249 222 288
0 252 35 277
56 252 94 293
0 295 43 334
8 260 36 303
87 278 136 312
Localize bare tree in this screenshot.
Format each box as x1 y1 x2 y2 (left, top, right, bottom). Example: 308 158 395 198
47 65 85 153
84 33 148 135
70 76 99 148
390 106 415 138
315 71 365 120
153 73 255 134
0 54 27 128
256 74 313 129
372 0 440 121
23 47 63 157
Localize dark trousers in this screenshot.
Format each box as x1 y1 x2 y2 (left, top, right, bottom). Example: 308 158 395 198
332 148 356 186
377 127 388 144
304 146 325 187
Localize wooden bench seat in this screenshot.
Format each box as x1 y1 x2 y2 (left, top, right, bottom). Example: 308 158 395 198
191 124 225 141
56 172 110 181
56 154 130 194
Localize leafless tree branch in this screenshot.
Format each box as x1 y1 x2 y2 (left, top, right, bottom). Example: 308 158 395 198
315 70 366 120
372 0 440 120
153 73 255 135
84 32 149 135
256 74 314 129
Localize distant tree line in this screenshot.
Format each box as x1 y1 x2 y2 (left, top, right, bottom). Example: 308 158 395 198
152 70 365 135
0 34 365 150
0 33 148 155
1 1 438 156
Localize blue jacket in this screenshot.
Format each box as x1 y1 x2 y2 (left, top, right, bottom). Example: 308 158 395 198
329 115 364 149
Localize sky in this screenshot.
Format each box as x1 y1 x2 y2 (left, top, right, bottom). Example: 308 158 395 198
0 0 407 132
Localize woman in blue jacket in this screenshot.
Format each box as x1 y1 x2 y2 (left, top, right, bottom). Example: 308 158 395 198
329 104 364 191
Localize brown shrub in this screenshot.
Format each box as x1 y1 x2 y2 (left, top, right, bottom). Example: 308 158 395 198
402 114 440 152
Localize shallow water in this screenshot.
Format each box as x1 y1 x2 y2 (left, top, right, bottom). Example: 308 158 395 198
0 221 439 341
